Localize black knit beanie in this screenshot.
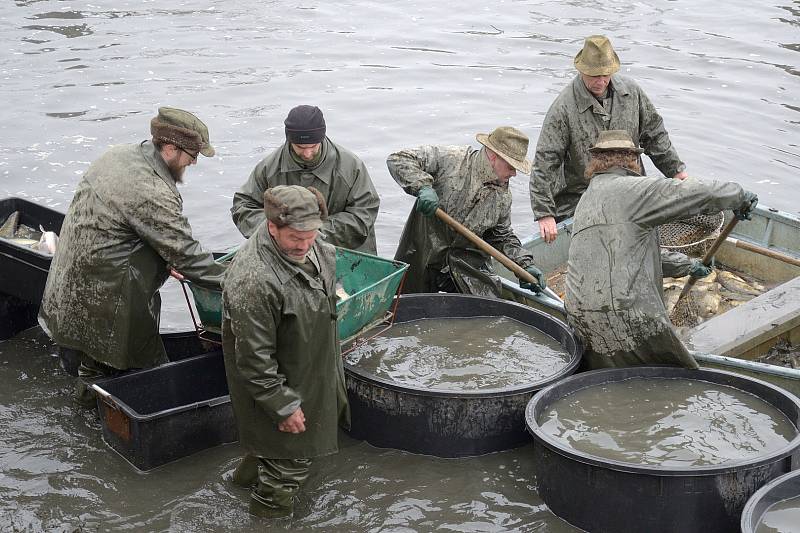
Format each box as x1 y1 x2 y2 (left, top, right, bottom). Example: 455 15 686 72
284 105 326 144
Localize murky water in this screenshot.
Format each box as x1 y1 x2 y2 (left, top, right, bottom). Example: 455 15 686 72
345 317 572 390
756 494 800 533
1 0 798 530
539 377 798 467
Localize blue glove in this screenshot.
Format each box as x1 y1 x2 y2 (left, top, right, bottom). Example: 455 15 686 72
520 265 546 293
733 191 758 221
688 259 712 278
416 186 439 217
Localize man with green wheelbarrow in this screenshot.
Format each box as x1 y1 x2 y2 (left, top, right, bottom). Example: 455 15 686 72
38 107 226 406
223 185 349 518
388 126 546 297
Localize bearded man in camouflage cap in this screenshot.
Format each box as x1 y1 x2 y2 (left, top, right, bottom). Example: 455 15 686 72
223 185 348 518
39 107 226 405
530 35 689 244
389 126 546 297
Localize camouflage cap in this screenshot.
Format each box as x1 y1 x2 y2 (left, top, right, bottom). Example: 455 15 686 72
264 185 328 231
476 126 532 175
589 130 644 153
150 106 215 157
574 35 620 77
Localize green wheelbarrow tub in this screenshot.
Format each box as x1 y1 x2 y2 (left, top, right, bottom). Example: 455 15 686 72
185 247 408 341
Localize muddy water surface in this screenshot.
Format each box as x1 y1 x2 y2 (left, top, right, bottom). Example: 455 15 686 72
344 317 573 391
539 377 798 467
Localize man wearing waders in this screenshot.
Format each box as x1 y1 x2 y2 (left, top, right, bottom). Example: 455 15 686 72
222 185 349 518
565 130 758 369
389 126 546 297
39 107 225 406
530 35 689 244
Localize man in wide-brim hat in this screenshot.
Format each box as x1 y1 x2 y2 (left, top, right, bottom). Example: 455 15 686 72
564 130 758 370
388 126 546 297
530 34 690 244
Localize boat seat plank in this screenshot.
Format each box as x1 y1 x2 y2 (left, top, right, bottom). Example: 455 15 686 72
687 276 800 358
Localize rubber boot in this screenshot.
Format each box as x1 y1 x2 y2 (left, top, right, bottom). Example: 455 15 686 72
232 454 259 488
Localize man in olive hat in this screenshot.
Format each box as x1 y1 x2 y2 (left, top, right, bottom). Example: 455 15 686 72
231 105 380 254
39 106 226 405
389 126 546 297
565 130 758 369
530 34 689 243
223 185 348 518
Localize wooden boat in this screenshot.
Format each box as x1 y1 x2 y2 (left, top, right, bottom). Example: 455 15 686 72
493 205 800 397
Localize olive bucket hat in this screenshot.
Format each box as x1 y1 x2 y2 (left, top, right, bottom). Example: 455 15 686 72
264 185 328 231
574 35 620 77
150 106 215 157
588 130 644 154
476 126 532 175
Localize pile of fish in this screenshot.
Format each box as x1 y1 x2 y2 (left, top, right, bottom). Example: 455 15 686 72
759 340 800 370
664 268 767 325
0 211 58 255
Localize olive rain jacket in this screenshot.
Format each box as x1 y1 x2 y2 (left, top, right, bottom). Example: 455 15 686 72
231 138 379 254
39 141 225 369
530 74 685 220
221 224 348 459
564 168 746 369
389 145 535 297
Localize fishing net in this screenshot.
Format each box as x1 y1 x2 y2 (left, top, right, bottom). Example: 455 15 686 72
659 211 725 257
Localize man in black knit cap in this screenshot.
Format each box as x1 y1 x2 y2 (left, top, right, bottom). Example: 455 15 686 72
231 105 380 253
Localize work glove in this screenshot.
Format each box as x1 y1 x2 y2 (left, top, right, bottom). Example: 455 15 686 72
688 259 712 279
416 186 439 217
733 191 758 221
519 265 546 294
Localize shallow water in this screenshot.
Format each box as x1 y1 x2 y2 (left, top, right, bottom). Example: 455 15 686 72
539 377 798 467
756 494 800 533
1 0 799 529
345 317 572 391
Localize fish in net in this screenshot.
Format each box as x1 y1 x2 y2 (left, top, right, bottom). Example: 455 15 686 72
660 212 724 327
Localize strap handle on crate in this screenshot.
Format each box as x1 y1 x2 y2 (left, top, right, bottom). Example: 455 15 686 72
179 280 223 346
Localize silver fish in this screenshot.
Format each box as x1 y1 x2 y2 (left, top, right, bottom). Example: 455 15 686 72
0 211 20 238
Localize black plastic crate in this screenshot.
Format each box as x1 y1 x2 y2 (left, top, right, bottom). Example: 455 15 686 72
92 350 237 471
0 197 64 304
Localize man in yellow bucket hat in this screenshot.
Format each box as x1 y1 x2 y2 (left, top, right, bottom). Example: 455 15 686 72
530 35 689 244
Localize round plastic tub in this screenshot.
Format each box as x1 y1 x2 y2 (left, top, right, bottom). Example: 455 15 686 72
741 468 800 533
344 293 582 457
525 367 800 533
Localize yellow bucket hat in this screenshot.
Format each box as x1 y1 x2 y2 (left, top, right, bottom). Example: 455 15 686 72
574 35 620 77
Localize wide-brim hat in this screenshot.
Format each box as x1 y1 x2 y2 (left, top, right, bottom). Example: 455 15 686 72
476 126 532 175
588 130 644 154
151 106 215 157
574 35 620 77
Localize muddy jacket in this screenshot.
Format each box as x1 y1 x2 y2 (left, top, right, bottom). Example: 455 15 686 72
389 145 534 297
39 141 225 369
222 224 348 459
564 168 745 369
530 75 685 220
231 138 379 254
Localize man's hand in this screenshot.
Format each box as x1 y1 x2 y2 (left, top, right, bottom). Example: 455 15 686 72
734 191 758 221
416 186 439 217
673 171 689 181
278 408 306 434
538 216 558 243
688 259 712 279
520 265 547 293
169 268 185 281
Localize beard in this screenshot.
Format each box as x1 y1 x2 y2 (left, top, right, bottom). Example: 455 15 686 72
166 157 186 183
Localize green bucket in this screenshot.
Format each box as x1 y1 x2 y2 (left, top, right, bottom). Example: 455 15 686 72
186 247 408 340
